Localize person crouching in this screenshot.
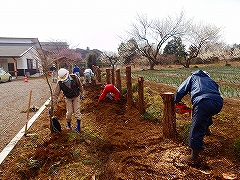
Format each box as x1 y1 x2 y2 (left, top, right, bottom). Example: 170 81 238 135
98 84 120 102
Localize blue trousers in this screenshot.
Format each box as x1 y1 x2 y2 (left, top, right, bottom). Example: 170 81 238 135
189 98 223 150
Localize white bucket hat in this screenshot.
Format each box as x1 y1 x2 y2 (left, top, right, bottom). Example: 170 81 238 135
58 68 69 81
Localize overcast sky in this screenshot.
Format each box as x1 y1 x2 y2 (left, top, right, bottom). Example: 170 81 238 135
1 0 239 52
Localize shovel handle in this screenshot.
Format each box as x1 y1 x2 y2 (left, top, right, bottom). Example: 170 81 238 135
24 90 32 135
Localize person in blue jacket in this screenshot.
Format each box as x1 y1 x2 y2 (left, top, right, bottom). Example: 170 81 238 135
174 70 223 161
72 64 81 77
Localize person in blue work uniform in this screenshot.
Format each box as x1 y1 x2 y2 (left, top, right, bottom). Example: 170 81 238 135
174 70 223 161
72 64 81 77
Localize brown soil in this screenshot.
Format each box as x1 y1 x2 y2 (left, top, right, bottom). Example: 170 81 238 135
0 80 240 180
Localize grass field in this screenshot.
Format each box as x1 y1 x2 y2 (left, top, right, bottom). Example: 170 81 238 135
131 65 240 100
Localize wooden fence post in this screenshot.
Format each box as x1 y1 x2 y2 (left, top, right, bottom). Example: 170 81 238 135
126 66 133 107
138 77 145 114
115 68 122 94
111 68 115 85
160 92 176 139
106 68 111 84
92 65 101 82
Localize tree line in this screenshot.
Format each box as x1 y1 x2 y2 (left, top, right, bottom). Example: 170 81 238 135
40 11 240 71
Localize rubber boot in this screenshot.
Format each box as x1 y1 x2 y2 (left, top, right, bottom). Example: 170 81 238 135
67 122 71 130
183 149 201 162
190 149 201 161
73 119 81 132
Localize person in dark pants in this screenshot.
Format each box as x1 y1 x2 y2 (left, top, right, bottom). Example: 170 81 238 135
174 70 223 161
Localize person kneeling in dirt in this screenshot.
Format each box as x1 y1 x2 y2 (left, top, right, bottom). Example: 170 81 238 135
50 68 84 132
83 67 94 85
174 70 223 161
98 84 120 102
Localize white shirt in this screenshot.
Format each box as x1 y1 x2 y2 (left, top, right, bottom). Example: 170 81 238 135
84 68 94 76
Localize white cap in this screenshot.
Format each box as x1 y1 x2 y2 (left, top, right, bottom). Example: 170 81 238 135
58 68 69 81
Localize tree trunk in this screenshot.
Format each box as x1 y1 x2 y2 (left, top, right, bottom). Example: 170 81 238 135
149 62 155 70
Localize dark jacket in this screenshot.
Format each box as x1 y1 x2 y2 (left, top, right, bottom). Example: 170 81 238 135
73 65 80 73
53 74 83 102
174 70 222 105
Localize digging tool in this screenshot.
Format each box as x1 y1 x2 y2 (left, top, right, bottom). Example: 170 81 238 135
49 105 61 133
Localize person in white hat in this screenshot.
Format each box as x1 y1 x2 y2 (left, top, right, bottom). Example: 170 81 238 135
50 68 84 132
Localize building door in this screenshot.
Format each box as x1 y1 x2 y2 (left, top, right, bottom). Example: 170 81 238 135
8 63 14 76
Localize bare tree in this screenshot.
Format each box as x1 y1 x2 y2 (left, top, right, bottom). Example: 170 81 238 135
99 51 121 69
118 38 137 64
127 12 190 69
204 41 230 64
180 22 222 67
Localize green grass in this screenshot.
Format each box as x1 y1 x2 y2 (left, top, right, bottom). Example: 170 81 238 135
131 65 240 100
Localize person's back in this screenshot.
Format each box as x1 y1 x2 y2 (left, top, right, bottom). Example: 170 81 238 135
84 68 93 75
73 65 80 73
83 68 94 85
189 70 220 103
73 65 80 77
175 70 221 105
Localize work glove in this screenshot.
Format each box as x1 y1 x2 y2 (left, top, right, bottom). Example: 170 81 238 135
80 94 85 100
49 106 54 115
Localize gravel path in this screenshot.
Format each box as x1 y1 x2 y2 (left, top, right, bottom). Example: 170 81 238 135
0 77 53 152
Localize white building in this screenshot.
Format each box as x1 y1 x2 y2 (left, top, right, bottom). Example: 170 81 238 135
0 37 43 77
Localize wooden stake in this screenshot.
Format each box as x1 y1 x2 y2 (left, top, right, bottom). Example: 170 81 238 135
161 92 176 139
115 68 122 94
126 66 133 107
138 77 145 114
24 90 32 136
106 68 111 84
111 68 115 85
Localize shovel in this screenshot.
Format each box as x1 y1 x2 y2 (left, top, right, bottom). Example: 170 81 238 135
49 105 61 133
